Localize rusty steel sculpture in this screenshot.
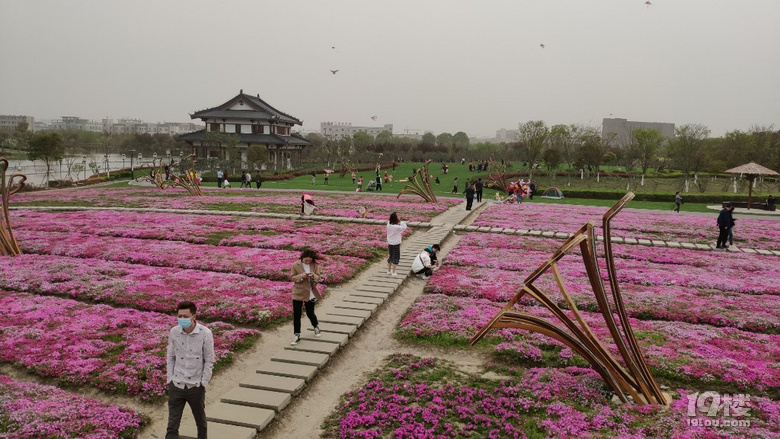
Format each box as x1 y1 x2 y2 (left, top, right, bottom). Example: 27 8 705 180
397 159 437 203
0 158 26 256
168 155 203 196
484 155 510 191
138 158 167 189
339 157 355 178
470 193 669 406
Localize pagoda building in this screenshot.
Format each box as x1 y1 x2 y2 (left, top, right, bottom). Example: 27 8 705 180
178 90 310 169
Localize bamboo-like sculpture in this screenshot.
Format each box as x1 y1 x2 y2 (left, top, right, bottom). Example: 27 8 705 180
339 157 354 178
470 193 669 406
397 159 437 203
168 155 203 196
484 155 510 190
0 158 26 256
137 158 167 189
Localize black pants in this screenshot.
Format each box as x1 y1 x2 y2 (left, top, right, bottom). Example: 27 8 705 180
166 383 206 439
476 190 482 202
217 178 222 188
717 226 729 248
387 244 401 265
466 197 473 210
674 202 681 212
293 299 318 334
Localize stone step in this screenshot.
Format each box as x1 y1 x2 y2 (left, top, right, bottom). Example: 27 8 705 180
240 373 305 396
301 329 349 346
355 285 395 294
351 290 390 299
285 339 340 355
313 321 358 336
335 302 377 313
256 361 317 382
344 295 384 305
365 277 403 286
221 387 292 413
271 350 330 368
206 402 275 431
327 308 371 319
179 419 256 439
317 314 364 326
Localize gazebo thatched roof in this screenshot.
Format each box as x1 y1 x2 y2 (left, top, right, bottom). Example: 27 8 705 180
724 162 780 176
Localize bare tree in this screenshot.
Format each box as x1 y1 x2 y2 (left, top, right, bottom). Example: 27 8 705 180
517 120 549 180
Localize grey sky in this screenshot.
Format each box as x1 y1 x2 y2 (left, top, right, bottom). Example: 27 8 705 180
1 0 778 138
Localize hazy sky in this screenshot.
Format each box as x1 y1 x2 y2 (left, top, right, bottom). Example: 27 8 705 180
1 0 778 138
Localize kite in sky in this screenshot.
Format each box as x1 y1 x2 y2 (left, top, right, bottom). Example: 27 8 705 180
330 70 339 75
370 115 377 121
645 1 651 7
540 43 545 49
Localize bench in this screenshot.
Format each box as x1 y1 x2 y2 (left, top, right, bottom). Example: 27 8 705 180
723 201 776 211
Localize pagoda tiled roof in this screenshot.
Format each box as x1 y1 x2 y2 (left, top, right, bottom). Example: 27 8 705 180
190 91 303 125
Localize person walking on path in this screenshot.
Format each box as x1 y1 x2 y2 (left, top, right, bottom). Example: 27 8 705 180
386 212 407 277
674 191 682 213
216 169 223 188
351 171 356 185
452 177 458 194
727 205 736 246
255 171 262 189
375 174 383 191
716 203 733 249
290 250 323 345
411 244 440 280
475 178 483 202
166 301 214 439
311 171 316 185
465 182 475 210
529 181 535 200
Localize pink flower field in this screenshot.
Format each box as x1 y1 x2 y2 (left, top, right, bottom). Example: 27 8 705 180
0 291 258 400
0 375 145 439
13 186 461 221
323 354 780 439
474 203 780 251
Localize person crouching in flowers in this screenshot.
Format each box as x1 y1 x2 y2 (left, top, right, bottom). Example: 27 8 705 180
290 249 323 345
166 301 214 439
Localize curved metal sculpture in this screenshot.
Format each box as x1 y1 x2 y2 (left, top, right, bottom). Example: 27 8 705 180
137 158 167 189
470 192 669 406
0 158 26 256
397 159 437 203
168 155 203 196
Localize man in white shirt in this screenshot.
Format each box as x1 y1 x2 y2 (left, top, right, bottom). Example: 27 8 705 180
411 244 440 280
166 301 215 439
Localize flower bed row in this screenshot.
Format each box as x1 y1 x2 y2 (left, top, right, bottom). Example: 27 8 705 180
473 203 780 250
398 294 780 394
0 375 146 439
13 187 461 221
0 291 259 400
323 353 780 439
16 231 368 284
431 234 780 332
0 254 292 325
12 210 395 258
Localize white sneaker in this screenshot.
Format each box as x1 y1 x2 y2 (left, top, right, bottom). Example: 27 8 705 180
386 270 392 275
391 272 398 277
314 327 321 337
422 274 430 280
290 334 301 345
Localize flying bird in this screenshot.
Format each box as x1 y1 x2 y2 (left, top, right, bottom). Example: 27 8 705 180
645 1 651 7
332 46 335 49
370 115 377 121
540 43 545 49
330 70 339 75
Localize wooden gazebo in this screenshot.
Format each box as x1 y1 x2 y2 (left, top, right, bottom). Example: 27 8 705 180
724 162 780 209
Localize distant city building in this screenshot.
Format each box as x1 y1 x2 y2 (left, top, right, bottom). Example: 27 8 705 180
177 90 310 169
0 115 34 132
602 118 675 146
320 122 393 139
28 116 201 136
495 128 519 143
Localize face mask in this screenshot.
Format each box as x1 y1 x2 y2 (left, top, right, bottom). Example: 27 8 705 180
178 318 192 329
